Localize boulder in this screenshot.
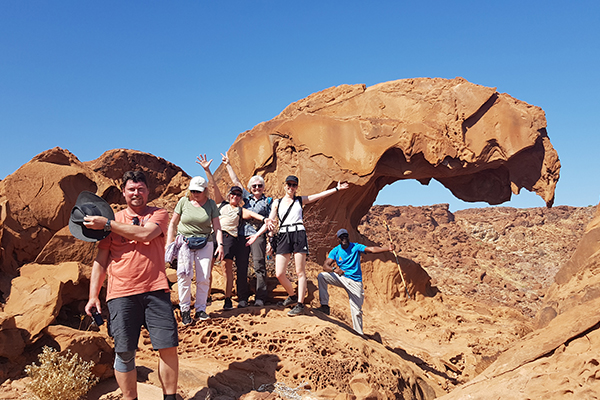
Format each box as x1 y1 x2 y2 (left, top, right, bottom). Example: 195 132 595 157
83 148 189 204
0 147 189 297
44 325 114 380
4 262 90 342
437 205 600 399
538 206 600 326
35 226 98 266
0 148 97 277
0 312 26 360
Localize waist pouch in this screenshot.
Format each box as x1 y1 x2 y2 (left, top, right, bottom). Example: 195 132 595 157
185 236 208 250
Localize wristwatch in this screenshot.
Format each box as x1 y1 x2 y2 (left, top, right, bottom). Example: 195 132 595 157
103 220 112 232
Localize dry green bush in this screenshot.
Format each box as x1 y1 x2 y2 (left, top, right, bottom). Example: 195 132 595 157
25 346 99 400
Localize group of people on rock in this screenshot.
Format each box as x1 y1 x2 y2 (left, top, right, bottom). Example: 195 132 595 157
167 152 365 322
79 157 395 400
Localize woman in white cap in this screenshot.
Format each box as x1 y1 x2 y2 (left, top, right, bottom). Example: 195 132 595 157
166 155 224 326
268 175 348 316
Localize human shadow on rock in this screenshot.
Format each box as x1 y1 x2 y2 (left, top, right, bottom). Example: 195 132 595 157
188 354 281 399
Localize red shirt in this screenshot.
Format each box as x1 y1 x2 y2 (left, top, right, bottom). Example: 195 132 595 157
98 207 170 300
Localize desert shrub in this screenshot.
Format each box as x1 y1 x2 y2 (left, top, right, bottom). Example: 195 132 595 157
25 346 99 400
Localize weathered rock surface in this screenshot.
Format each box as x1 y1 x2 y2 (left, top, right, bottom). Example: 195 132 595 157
437 206 600 399
217 77 559 232
538 206 600 326
44 325 114 380
4 262 91 342
6 78 597 399
0 147 189 298
0 148 97 279
215 77 560 298
359 204 595 318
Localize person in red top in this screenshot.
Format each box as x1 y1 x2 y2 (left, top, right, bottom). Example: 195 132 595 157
84 171 178 400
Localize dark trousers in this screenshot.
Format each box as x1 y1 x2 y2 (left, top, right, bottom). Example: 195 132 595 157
249 233 268 301
235 237 251 302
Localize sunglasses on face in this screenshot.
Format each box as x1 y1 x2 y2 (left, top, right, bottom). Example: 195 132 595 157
230 193 242 197
338 234 349 240
286 182 298 188
190 190 201 194
251 184 263 189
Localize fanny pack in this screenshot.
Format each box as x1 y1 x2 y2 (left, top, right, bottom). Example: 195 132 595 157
185 236 208 250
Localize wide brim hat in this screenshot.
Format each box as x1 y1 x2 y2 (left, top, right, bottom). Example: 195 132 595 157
69 191 115 242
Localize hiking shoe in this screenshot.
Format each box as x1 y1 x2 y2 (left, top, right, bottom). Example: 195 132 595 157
181 310 192 326
254 299 264 307
278 294 298 307
287 303 305 317
195 310 210 321
223 297 233 310
238 300 248 308
316 304 330 315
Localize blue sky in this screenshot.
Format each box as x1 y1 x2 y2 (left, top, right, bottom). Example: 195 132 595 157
1 1 598 211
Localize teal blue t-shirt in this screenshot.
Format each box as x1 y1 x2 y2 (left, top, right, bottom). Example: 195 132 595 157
327 243 367 282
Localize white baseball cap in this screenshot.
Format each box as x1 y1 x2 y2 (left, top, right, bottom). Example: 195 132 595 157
189 176 208 192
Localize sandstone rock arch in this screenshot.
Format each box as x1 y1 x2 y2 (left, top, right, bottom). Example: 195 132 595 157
213 77 560 297
216 77 558 245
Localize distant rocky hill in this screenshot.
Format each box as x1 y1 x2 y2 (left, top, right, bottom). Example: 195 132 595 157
359 204 596 318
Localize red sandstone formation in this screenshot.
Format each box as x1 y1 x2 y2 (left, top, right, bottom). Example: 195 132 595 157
0 148 188 286
219 78 559 220
4 78 592 399
215 77 560 297
438 207 600 399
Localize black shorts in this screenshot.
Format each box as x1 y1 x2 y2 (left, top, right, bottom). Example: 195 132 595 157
223 231 241 260
276 230 309 255
107 290 178 352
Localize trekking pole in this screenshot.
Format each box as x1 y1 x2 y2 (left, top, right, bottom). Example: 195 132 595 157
384 221 411 300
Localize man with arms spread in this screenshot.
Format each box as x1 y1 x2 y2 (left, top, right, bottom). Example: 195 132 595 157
84 171 178 400
316 228 394 335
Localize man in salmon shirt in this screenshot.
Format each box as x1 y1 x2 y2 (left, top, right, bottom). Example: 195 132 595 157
84 171 178 400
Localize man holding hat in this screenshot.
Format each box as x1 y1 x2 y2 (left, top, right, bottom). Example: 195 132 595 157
316 228 394 335
82 171 179 400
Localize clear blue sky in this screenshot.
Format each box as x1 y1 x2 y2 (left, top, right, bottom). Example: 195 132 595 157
1 1 598 211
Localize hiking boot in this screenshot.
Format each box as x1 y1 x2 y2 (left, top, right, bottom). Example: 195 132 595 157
181 310 192 326
237 300 248 308
195 310 210 321
254 299 264 307
223 297 233 310
287 303 305 317
316 304 330 315
278 294 298 308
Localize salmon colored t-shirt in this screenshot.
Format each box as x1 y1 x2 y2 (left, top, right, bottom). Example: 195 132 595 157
98 207 170 301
